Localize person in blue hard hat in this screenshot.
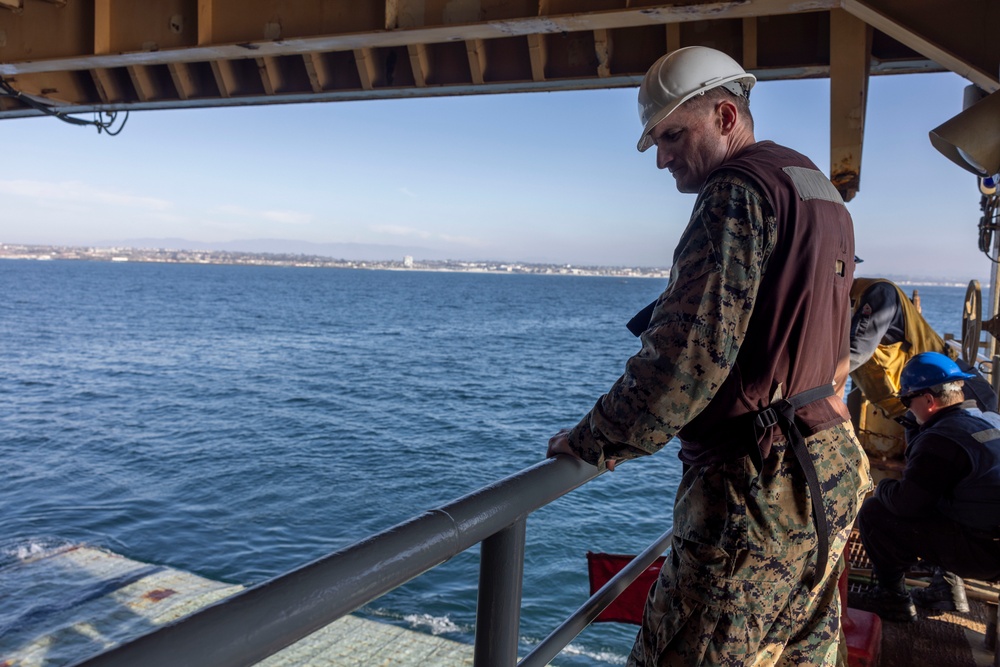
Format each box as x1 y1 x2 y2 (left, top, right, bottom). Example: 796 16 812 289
849 278 997 419
852 352 1000 622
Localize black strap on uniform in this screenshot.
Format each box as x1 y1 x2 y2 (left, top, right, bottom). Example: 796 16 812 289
628 291 838 587
626 300 657 337
753 383 836 588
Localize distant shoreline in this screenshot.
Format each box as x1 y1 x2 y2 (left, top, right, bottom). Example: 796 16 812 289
2 243 985 286
0 243 670 279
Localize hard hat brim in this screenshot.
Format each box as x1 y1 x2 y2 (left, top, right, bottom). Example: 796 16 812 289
636 76 756 153
897 351 978 396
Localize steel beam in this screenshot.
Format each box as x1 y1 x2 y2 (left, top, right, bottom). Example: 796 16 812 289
829 7 871 202
1 1 838 76
842 0 999 93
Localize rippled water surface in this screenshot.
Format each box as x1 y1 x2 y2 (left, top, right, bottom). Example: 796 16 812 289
0 260 974 664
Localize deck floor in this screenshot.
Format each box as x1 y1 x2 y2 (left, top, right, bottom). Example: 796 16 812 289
257 615 473 667
15 538 990 667
846 533 1000 667
0 545 474 667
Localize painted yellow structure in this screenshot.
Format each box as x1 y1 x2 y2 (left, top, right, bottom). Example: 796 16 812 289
0 0 997 201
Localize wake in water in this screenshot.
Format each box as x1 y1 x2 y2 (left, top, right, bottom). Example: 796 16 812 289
0 537 77 568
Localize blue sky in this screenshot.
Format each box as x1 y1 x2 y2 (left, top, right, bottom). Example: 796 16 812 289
0 70 988 280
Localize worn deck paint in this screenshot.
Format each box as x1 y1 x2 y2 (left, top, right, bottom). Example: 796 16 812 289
259 615 473 667
0 546 473 667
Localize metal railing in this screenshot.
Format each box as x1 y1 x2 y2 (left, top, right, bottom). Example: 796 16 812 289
520 525 673 667
72 454 672 667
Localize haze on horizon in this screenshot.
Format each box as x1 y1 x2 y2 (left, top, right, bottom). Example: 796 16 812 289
0 71 991 282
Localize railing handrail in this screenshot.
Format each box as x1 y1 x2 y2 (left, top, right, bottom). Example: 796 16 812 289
71 454 601 667
520 526 673 667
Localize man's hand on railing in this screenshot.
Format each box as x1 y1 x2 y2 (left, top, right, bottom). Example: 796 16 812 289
546 429 617 471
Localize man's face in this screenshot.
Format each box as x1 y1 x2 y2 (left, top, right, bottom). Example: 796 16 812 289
649 99 729 194
904 391 934 424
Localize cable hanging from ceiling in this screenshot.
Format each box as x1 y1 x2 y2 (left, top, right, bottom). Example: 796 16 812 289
0 78 128 135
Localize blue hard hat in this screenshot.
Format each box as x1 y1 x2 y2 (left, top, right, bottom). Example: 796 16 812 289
898 352 975 396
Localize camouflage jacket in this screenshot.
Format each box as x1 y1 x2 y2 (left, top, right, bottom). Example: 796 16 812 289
567 170 775 468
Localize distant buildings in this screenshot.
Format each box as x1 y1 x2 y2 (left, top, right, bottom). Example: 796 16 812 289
0 243 671 279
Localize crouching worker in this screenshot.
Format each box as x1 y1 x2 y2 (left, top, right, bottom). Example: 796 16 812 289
855 352 1000 622
850 278 997 419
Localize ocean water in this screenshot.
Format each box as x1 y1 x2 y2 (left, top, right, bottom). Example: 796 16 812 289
0 260 976 665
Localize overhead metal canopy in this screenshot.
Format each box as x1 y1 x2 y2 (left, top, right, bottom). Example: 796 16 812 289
0 0 997 200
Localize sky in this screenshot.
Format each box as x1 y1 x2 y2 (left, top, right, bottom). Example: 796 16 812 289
0 70 991 280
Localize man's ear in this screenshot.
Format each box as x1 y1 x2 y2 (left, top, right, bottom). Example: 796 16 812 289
716 99 739 135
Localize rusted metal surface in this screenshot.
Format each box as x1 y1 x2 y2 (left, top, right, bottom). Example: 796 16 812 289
829 7 870 203
142 589 177 602
831 165 862 202
0 545 477 667
1 1 994 195
0 0 990 119
0 545 244 667
0 0 994 202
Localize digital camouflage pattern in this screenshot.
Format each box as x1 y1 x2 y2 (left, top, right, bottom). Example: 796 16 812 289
564 169 871 664
629 423 870 666
567 171 774 467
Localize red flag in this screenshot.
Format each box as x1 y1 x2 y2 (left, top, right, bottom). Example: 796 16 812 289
586 552 666 625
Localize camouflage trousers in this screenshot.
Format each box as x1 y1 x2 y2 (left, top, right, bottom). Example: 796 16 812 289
628 422 871 667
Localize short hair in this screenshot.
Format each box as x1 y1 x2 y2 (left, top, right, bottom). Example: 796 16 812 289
684 86 755 132
933 380 965 406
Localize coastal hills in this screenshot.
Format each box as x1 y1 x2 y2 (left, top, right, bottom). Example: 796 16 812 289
0 242 671 279
2 242 983 286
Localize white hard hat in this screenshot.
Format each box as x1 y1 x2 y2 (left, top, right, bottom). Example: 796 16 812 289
636 46 756 152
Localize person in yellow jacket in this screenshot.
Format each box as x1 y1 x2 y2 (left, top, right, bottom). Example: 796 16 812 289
849 278 996 419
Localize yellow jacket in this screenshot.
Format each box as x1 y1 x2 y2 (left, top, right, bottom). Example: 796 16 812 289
849 278 954 418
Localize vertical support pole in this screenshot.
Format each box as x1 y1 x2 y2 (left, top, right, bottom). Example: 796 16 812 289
474 517 526 667
992 355 1000 405
986 604 1000 667
988 223 1000 395
993 600 1000 667
829 7 871 202
987 601 998 651
989 220 1000 359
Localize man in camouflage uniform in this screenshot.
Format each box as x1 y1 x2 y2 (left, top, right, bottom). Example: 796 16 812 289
547 46 871 665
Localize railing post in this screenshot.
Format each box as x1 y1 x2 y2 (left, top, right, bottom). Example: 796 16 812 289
474 517 527 666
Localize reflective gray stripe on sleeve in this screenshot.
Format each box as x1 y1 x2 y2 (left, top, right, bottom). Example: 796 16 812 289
973 428 1000 443
782 166 845 204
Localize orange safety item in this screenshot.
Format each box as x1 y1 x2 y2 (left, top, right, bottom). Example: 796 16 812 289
586 552 665 625
839 556 883 667
589 548 882 667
